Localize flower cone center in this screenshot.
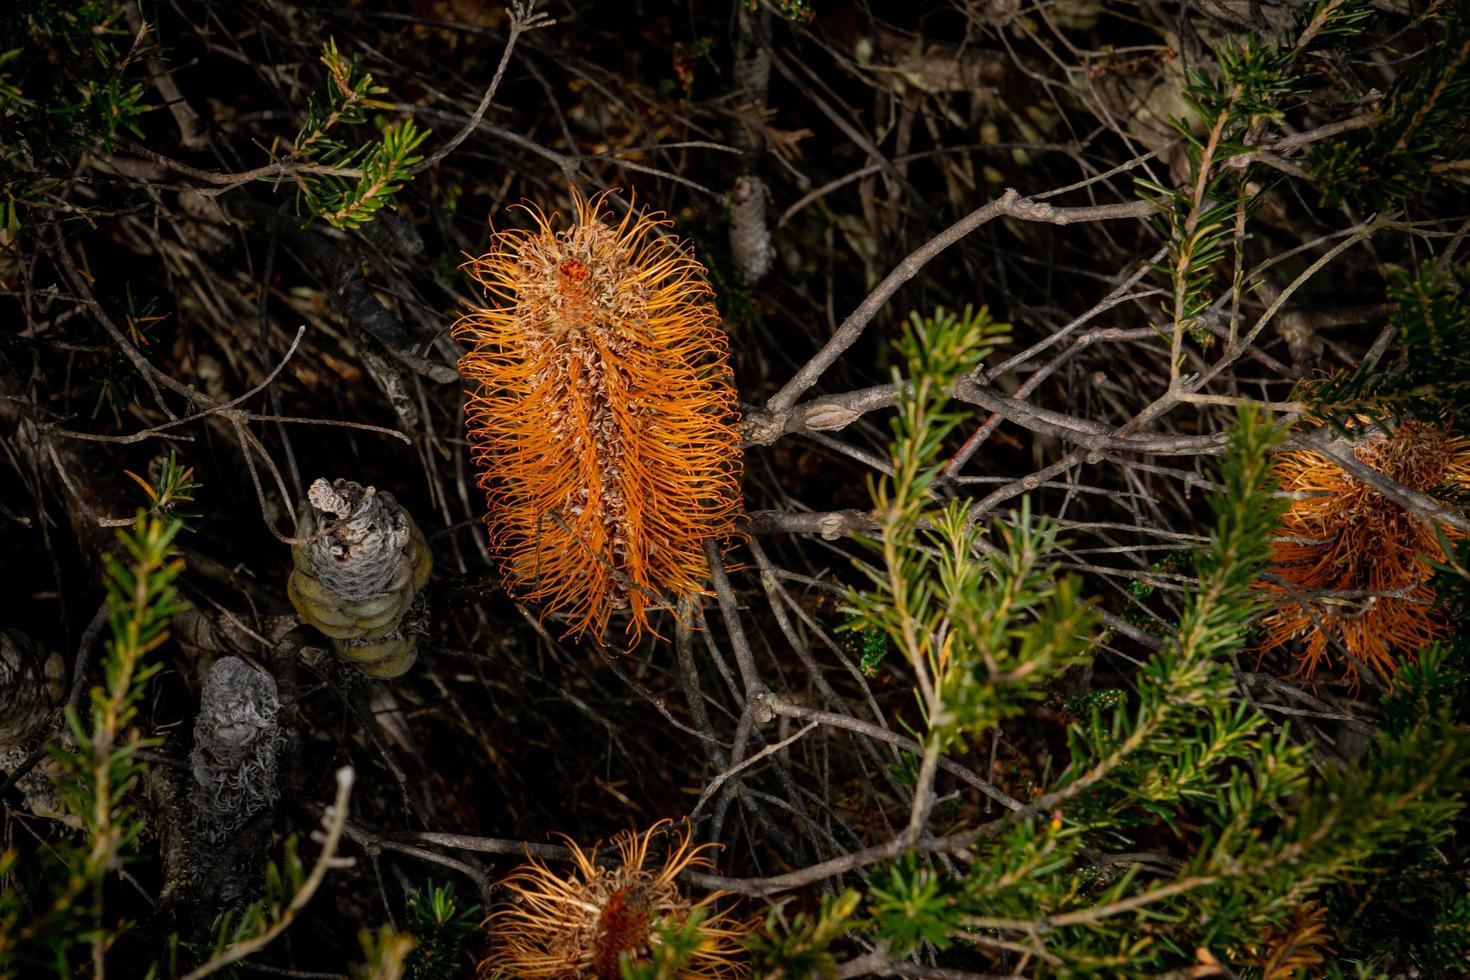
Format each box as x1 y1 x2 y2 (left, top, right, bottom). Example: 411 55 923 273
592 883 654 979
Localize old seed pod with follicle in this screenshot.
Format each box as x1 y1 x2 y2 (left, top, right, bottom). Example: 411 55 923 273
482 820 752 979
287 478 432 679
0 630 66 820
189 656 285 847
1260 421 1470 683
454 190 743 644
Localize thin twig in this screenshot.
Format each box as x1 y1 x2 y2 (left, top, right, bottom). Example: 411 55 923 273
407 2 554 175
180 767 356 980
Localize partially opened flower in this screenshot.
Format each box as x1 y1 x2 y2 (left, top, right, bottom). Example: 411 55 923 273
482 820 751 979
454 190 743 644
1260 420 1470 682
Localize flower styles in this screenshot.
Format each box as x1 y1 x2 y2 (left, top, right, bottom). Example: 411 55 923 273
481 820 752 979
1260 420 1470 682
454 189 743 644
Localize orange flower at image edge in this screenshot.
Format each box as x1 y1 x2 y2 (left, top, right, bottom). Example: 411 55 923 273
1260 421 1470 683
481 820 752 979
453 190 743 645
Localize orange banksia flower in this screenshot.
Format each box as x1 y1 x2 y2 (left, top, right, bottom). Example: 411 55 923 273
454 190 743 643
1260 420 1470 682
481 820 752 979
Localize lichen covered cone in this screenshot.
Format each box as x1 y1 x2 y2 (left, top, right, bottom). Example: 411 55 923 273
481 820 752 979
189 656 285 845
1260 421 1470 683
454 190 743 643
286 478 433 677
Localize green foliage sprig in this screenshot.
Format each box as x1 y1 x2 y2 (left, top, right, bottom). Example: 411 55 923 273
1311 7 1470 209
1321 640 1470 972
183 835 310 971
402 881 480 980
0 514 184 975
292 39 428 231
1304 260 1470 431
124 449 202 523
1062 409 1290 821
841 305 1007 676
745 890 860 978
169 767 357 980
745 0 815 25
1139 33 1297 352
1136 3 1369 358
846 305 1094 752
1241 643 1470 971
620 908 714 980
843 411 1470 972
841 411 1339 972
353 924 415 980
0 2 150 213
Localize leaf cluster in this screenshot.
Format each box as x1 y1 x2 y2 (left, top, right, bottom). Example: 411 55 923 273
1137 7 1359 351
619 908 714 980
178 836 311 975
1304 260 1470 431
402 881 480 980
0 515 184 976
745 890 861 979
292 39 428 231
866 820 1080 959
828 410 1470 973
1310 6 1470 209
846 305 1097 747
124 449 203 523
0 1 150 210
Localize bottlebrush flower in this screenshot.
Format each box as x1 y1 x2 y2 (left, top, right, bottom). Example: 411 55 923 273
454 190 743 643
481 820 752 979
1260 421 1470 682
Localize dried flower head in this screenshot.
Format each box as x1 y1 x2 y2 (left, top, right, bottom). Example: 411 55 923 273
454 190 743 643
1251 903 1332 979
1260 421 1470 682
482 820 751 979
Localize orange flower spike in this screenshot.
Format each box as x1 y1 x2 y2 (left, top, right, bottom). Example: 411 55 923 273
1260 421 1470 684
455 190 743 643
481 820 753 979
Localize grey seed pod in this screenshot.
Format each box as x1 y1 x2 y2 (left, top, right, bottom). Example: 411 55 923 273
0 630 67 820
287 478 432 678
188 656 285 844
0 629 64 744
733 2 771 110
729 176 774 284
0 746 66 821
333 591 429 680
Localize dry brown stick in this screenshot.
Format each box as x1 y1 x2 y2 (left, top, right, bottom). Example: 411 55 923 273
703 537 771 701
48 326 308 445
762 694 1023 811
1289 427 1470 534
758 189 1156 420
116 138 364 188
406 1 553 176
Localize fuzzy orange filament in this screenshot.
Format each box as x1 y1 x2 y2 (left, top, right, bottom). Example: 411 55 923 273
455 191 742 643
481 820 752 979
1260 421 1470 683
